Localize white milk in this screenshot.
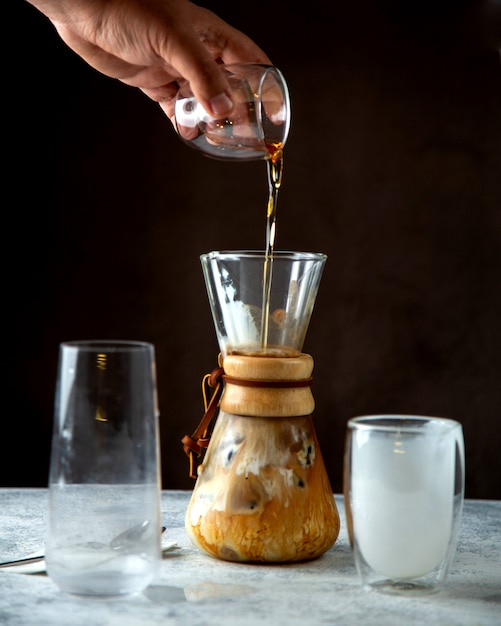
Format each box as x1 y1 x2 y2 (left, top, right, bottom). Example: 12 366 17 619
351 428 455 579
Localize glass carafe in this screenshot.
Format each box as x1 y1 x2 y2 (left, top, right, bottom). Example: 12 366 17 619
182 251 340 562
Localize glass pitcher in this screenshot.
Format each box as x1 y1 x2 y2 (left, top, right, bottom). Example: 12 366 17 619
182 251 340 562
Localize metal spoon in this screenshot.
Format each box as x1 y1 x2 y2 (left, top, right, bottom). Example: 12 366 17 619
0 524 166 569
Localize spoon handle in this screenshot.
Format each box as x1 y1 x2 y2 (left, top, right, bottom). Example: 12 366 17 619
0 556 44 568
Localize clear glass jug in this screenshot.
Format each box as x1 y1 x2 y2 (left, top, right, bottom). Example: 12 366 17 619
182 251 340 562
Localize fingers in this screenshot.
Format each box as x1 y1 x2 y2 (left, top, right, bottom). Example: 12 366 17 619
163 4 272 119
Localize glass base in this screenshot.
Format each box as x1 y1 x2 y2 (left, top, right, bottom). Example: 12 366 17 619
368 578 443 596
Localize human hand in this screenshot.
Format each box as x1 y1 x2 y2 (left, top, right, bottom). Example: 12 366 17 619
26 0 271 124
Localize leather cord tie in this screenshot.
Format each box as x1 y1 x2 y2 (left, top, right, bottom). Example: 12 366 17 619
181 366 224 479
222 375 313 388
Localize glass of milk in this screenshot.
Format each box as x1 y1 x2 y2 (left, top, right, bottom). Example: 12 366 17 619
344 415 464 595
46 341 162 597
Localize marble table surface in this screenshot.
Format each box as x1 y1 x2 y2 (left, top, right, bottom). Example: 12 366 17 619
0 489 499 626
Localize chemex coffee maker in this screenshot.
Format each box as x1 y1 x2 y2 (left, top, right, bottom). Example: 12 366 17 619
182 250 340 563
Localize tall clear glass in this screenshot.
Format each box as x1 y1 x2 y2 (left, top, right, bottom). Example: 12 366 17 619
46 340 162 597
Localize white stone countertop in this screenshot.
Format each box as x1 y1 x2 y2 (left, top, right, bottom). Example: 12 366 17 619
0 489 499 626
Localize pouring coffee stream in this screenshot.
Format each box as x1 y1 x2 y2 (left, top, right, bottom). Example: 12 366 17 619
261 142 283 348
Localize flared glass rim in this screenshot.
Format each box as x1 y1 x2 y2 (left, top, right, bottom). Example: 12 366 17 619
60 340 154 352
347 414 462 434
200 250 327 262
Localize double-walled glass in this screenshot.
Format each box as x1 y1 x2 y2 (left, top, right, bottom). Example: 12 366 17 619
344 415 465 594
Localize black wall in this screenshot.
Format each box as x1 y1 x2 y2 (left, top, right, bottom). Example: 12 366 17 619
5 1 501 498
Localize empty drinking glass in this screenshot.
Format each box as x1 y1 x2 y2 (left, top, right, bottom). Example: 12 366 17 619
45 340 162 597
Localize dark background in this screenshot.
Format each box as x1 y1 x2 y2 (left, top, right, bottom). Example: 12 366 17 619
5 1 501 498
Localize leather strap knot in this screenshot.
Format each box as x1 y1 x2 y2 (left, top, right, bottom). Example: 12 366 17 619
181 366 224 478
